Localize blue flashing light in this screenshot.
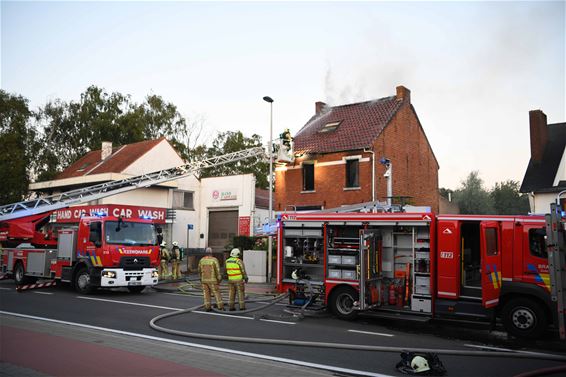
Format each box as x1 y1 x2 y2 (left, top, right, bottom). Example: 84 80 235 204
140 215 153 220
561 210 566 218
94 211 107 217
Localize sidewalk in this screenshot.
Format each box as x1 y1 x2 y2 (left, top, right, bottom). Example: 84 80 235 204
154 273 278 295
1 314 333 377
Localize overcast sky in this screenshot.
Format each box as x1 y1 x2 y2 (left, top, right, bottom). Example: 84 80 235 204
2 1 564 189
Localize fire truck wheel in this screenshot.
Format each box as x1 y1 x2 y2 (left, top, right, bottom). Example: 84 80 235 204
501 297 547 339
127 286 145 294
74 267 94 294
13 262 36 285
329 286 359 320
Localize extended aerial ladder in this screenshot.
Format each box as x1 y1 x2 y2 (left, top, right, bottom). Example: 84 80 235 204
545 191 566 340
0 147 266 222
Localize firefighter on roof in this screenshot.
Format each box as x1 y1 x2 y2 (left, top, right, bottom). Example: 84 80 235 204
159 241 170 279
198 247 224 311
225 248 248 311
170 241 182 280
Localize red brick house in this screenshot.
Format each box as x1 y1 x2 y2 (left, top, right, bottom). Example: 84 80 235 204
275 86 439 212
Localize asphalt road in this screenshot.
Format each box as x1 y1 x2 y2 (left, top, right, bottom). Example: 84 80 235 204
1 280 565 377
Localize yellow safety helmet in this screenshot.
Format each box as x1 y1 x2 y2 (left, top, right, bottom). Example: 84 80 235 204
230 248 241 258
411 356 430 373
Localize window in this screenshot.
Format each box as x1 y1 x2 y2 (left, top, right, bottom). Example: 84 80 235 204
485 228 498 256
529 228 547 259
318 121 341 133
345 159 359 188
302 163 314 191
173 190 194 210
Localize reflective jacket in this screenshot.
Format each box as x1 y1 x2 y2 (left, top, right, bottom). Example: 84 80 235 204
225 257 247 282
160 247 170 261
198 256 221 283
171 246 182 261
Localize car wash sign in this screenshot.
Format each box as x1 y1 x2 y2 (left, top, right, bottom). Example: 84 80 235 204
212 189 237 201
53 204 167 223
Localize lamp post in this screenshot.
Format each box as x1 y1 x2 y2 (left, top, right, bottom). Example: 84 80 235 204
263 96 274 282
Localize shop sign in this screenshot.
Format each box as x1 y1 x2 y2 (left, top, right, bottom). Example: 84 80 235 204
53 204 167 223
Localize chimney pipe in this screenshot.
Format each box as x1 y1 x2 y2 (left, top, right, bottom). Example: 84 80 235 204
101 141 113 161
315 101 326 115
529 110 548 163
396 85 411 103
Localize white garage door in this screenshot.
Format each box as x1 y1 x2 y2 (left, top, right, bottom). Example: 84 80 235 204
208 210 238 253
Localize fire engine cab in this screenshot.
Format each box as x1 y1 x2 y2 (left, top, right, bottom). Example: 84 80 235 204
277 212 556 339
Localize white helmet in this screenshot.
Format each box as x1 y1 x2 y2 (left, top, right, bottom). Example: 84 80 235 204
172 241 179 246
411 356 430 373
160 241 167 247
230 248 241 258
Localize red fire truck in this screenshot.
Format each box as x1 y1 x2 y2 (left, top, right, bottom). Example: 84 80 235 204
0 206 161 293
277 211 558 339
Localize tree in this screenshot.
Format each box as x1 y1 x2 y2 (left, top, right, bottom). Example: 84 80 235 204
491 180 530 215
36 86 192 180
453 171 494 214
200 131 268 188
0 90 39 205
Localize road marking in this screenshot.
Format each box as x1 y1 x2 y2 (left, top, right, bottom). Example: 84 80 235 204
33 292 54 295
0 287 12 290
77 296 295 324
348 329 394 337
0 311 391 377
464 344 559 358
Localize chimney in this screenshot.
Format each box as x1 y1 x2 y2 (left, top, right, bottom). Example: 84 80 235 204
529 110 548 163
396 85 411 103
101 141 113 161
315 101 326 115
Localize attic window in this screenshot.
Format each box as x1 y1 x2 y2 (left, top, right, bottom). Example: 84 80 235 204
77 163 90 172
318 121 341 133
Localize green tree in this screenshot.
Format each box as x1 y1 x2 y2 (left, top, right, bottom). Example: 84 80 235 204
491 180 530 215
0 90 39 204
200 131 268 188
453 171 494 214
37 86 191 180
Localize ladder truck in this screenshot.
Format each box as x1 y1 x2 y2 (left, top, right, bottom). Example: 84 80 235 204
277 207 564 339
0 147 266 293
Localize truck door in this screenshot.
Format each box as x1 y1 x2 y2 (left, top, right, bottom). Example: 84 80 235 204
359 229 381 310
480 221 502 308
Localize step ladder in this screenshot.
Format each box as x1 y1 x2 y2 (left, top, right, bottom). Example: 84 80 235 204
545 200 566 340
0 147 266 222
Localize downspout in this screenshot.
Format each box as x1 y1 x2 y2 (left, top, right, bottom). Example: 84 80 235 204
363 148 375 202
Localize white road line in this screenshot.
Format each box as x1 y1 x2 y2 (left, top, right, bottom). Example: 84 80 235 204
348 329 394 337
0 287 12 290
465 344 512 352
77 296 295 324
0 311 391 377
33 292 54 295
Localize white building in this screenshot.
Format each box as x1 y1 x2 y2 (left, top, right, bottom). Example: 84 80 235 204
30 138 270 256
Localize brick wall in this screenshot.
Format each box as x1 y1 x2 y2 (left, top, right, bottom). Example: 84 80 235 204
275 98 439 212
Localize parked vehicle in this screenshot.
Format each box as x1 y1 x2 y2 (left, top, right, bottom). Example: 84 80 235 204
277 211 561 339
0 209 159 293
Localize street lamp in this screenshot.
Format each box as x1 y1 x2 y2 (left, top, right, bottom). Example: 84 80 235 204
263 96 274 282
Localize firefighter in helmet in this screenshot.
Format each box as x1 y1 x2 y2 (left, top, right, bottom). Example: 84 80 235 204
225 248 248 311
198 247 224 311
159 241 171 279
170 241 182 280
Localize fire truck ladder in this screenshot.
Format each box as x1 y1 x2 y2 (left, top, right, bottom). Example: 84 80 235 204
0 147 266 222
545 194 566 340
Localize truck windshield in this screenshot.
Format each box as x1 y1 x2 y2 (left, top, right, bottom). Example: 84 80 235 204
105 221 157 246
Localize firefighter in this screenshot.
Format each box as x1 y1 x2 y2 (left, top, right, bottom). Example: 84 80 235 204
225 248 248 311
159 241 171 279
170 241 182 280
198 247 224 311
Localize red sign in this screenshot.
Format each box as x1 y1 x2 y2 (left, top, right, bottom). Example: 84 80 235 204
238 216 251 236
53 204 167 224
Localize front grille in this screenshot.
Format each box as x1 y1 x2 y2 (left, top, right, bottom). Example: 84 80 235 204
119 257 150 270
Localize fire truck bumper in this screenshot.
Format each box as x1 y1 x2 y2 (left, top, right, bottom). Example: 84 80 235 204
100 268 159 287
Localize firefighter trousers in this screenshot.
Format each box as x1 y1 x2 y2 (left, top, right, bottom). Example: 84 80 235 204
202 282 224 310
171 260 181 280
159 260 169 278
228 281 245 310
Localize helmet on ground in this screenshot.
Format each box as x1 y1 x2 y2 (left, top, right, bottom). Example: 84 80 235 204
205 247 213 254
172 241 179 246
410 356 430 373
230 248 241 258
160 241 167 247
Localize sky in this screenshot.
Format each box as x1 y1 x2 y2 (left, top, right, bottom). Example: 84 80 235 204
1 0 565 190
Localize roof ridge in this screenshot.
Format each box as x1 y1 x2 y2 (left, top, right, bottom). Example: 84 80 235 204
323 95 397 110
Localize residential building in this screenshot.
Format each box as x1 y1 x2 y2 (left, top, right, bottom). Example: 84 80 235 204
520 110 566 213
275 86 439 213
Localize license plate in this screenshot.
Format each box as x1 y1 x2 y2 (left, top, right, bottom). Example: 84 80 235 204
128 281 141 286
